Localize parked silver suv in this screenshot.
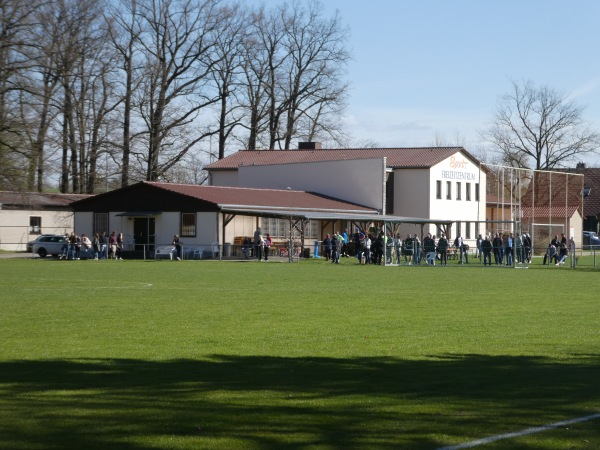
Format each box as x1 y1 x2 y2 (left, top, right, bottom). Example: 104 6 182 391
30 234 68 258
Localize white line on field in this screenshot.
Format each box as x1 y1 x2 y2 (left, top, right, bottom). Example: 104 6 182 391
438 412 600 450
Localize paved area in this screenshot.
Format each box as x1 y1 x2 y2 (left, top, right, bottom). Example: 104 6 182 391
0 252 32 259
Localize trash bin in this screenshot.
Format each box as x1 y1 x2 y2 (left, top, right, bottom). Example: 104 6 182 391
224 243 232 257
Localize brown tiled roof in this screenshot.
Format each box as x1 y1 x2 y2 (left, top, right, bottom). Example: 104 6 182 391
522 205 579 218
0 191 91 208
145 182 375 212
521 171 584 212
205 147 473 170
558 167 600 217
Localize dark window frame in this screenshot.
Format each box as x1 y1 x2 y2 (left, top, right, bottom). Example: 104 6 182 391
181 213 196 237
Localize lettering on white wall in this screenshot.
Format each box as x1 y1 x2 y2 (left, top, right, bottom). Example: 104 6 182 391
449 156 467 169
442 156 476 180
442 170 476 181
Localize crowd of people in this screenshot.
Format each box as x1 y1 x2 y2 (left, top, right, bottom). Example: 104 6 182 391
327 228 577 267
59 231 124 260
236 227 577 268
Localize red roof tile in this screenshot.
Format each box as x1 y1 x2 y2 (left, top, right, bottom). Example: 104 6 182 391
145 182 375 212
521 205 579 218
0 191 91 208
558 167 600 217
205 147 474 170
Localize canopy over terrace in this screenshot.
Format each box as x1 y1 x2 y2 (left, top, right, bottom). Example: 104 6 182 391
217 204 454 258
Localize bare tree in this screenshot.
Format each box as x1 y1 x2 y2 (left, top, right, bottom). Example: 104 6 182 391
210 2 247 160
482 79 600 170
239 4 286 150
106 0 144 187
134 0 223 181
279 1 350 149
0 0 43 190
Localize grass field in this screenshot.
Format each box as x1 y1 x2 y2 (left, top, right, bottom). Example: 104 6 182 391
1 257 599 449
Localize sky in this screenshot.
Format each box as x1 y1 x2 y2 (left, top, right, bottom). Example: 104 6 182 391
314 0 600 164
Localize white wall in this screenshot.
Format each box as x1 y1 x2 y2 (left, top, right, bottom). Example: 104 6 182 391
210 171 239 187
426 153 487 240
237 158 386 210
0 209 74 251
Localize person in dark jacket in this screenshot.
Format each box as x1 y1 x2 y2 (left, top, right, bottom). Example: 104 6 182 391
323 234 332 261
437 234 448 266
481 235 493 266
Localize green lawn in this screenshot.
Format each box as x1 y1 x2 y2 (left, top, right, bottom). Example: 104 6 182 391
1 258 599 449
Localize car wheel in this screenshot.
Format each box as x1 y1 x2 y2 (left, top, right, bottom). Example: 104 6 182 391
37 248 48 258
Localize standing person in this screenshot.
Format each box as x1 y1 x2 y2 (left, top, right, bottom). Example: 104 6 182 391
413 233 422 265
569 236 576 268
515 233 523 263
92 233 100 260
476 234 483 261
68 232 77 260
354 228 365 263
505 233 514 266
332 232 342 264
385 231 394 264
543 241 557 265
99 232 108 259
454 233 466 264
394 233 403 265
437 233 448 266
81 234 92 259
403 234 413 265
323 234 332 261
75 233 82 260
363 233 372 264
109 231 118 259
253 227 262 260
341 228 349 257
492 233 503 265
374 232 385 265
116 232 124 260
59 234 69 260
481 235 493 266
263 233 272 261
172 234 182 260
423 233 435 265
256 234 264 261
524 233 533 263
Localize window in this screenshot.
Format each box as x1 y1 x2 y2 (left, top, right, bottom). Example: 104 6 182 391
456 182 462 200
261 218 317 240
94 213 108 235
475 183 480 201
466 183 471 201
29 216 41 234
181 213 196 237
465 221 471 239
446 181 452 200
436 180 442 199
456 221 461 237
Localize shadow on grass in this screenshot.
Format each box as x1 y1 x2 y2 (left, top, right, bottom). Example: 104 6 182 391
1 354 599 449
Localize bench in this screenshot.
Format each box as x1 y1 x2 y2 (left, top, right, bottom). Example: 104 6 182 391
154 246 176 260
